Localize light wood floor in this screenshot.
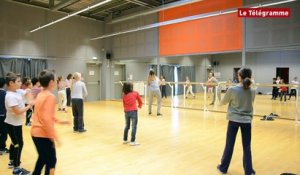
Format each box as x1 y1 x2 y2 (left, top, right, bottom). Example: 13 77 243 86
0 101 299 175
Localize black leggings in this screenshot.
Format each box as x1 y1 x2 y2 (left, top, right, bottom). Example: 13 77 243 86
6 124 23 167
32 137 57 175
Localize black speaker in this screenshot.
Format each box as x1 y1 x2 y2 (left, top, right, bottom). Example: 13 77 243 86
106 53 111 60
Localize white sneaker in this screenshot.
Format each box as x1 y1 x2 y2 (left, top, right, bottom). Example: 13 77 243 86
129 142 140 146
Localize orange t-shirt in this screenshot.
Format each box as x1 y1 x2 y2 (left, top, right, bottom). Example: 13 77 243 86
31 90 57 140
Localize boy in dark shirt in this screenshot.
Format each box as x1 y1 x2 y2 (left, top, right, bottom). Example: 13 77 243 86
0 77 8 154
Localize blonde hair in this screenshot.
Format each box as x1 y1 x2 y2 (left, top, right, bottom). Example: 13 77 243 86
73 72 81 80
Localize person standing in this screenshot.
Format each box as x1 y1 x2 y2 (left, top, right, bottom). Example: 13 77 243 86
185 76 195 98
71 72 88 133
147 70 162 116
289 77 299 100
122 83 142 146
217 68 256 175
5 72 33 175
57 76 67 112
209 72 221 105
160 75 167 99
65 73 73 107
0 77 9 155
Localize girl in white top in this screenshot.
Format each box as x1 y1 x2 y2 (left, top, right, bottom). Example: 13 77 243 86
185 76 195 98
57 76 67 112
147 70 162 116
71 72 88 133
5 72 33 175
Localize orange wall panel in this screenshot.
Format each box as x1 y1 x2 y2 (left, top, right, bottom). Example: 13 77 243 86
159 0 243 56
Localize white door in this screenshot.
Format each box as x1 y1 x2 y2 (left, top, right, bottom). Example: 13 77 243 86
86 63 101 101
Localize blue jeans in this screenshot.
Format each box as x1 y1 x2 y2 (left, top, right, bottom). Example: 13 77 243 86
219 121 254 175
123 111 138 142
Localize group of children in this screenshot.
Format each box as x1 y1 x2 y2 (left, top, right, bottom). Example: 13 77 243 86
0 70 89 175
272 76 299 102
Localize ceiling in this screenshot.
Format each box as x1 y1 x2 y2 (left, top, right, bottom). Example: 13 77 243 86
9 0 181 21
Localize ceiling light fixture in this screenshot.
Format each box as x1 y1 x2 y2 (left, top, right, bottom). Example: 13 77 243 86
29 0 112 33
90 0 297 40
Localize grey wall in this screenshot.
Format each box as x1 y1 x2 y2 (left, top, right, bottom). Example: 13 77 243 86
109 14 159 59
211 53 242 81
245 1 300 51
0 1 106 99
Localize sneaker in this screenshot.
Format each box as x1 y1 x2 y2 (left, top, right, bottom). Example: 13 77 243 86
8 160 14 169
123 140 129 144
13 167 31 175
78 129 87 133
0 148 9 155
25 122 31 126
157 113 162 116
129 142 140 146
217 165 226 175
148 112 152 115
251 170 256 175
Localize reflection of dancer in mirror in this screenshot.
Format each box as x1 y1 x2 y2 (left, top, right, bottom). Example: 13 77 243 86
207 76 213 99
208 72 220 105
147 70 162 116
185 76 195 98
160 75 167 99
217 68 256 175
289 77 299 100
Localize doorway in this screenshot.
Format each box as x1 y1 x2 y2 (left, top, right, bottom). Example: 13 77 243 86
276 67 289 84
233 67 241 83
113 64 126 99
86 63 101 101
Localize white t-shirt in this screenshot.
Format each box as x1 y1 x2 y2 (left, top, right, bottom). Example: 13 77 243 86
5 90 25 126
291 80 299 90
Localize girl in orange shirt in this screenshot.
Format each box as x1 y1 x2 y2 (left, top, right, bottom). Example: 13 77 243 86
31 70 69 175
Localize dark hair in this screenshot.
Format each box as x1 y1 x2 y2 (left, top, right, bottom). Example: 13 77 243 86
39 70 55 88
67 73 73 80
22 77 30 85
149 70 155 76
5 72 19 86
57 76 63 83
238 68 252 89
123 82 133 95
273 77 276 81
31 77 39 86
0 77 5 88
211 72 214 76
24 79 32 87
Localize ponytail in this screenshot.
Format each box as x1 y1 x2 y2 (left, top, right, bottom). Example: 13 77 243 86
243 78 252 89
238 68 252 89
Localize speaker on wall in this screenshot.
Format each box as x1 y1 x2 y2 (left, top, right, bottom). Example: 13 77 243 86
106 53 112 60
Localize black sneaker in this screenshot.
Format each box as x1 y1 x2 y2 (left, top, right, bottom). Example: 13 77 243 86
217 165 226 175
13 167 31 175
148 112 152 115
78 129 87 133
157 113 162 116
0 148 9 155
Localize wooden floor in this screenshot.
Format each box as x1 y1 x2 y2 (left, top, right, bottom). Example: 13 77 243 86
0 100 300 175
